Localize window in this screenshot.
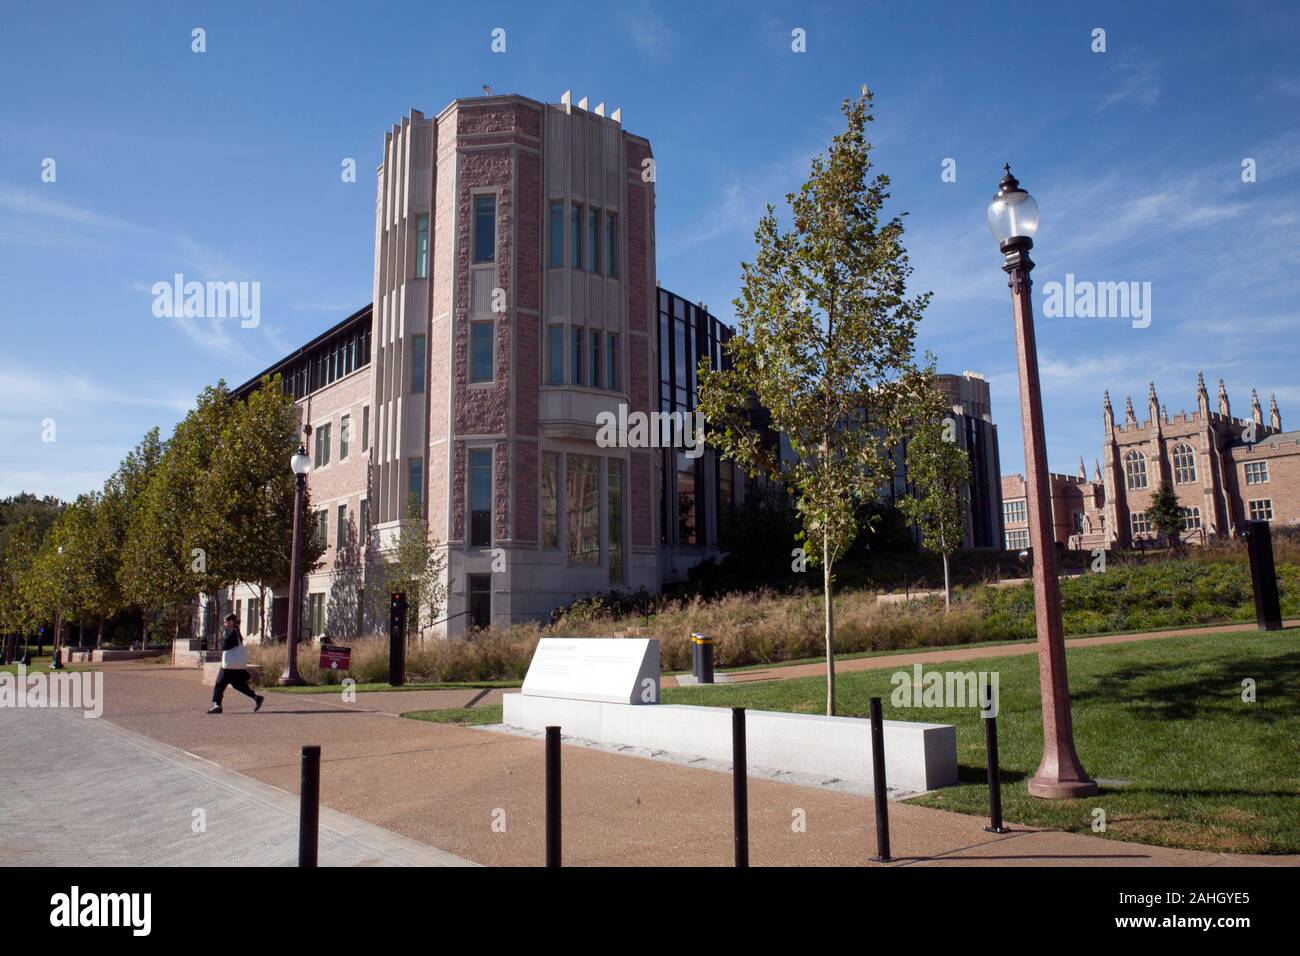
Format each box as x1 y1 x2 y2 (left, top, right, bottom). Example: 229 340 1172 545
314 509 328 547
1249 499 1274 522
1073 511 1085 533
336 504 348 550
549 201 564 267
473 194 496 263
1125 451 1148 490
566 454 600 565
361 406 370 452
359 499 369 543
471 321 493 383
1179 507 1201 531
314 422 331 468
1005 529 1029 550
469 449 492 546
541 451 559 548
410 335 426 393
1245 461 1269 485
1003 498 1027 525
677 451 700 545
546 325 564 385
609 459 624 584
606 211 619 278
590 330 602 389
246 595 260 635
1131 512 1152 535
407 458 423 514
308 593 325 638
607 333 620 391
1171 444 1197 484
468 574 491 631
339 414 350 461
415 214 430 278
571 327 584 386
572 203 583 270
588 206 600 273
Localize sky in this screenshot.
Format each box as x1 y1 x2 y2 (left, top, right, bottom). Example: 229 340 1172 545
2 0 1298 500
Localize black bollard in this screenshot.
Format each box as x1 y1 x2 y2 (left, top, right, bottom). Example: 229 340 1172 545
732 707 749 867
299 745 320 867
1245 521 1283 631
983 712 1010 833
868 697 891 862
545 726 561 867
388 591 407 685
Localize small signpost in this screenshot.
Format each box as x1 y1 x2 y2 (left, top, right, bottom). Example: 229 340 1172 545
319 643 352 671
389 591 407 686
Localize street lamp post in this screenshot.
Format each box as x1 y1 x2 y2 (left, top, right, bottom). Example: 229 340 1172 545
280 444 311 686
988 165 1098 799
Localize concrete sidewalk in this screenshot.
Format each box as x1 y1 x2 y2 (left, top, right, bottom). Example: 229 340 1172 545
10 659 1290 867
0 703 475 867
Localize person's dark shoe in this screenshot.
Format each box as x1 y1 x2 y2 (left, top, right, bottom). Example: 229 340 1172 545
254 695 265 713
207 705 223 715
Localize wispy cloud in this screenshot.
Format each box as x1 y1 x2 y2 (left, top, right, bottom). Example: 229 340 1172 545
1096 50 1162 111
623 0 676 63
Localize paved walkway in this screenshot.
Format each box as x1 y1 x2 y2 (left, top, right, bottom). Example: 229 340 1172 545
4 659 1291 867
0 703 474 867
665 618 1300 687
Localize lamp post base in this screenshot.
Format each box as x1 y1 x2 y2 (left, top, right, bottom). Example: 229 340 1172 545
1028 775 1099 799
277 672 306 687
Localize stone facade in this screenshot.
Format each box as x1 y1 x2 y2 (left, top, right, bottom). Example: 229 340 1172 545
1001 373 1297 552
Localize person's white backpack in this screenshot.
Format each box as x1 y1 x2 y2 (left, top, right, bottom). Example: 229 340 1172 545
222 642 248 670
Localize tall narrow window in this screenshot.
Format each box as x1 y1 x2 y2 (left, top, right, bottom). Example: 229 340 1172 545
314 509 328 547
339 414 350 460
572 204 583 271
469 449 492 546
470 321 493 382
1124 450 1148 490
415 214 430 278
407 458 423 514
541 451 559 548
588 206 600 273
473 195 496 263
606 211 619 278
548 201 564 268
1171 444 1197 484
359 499 369 542
608 459 624 584
467 574 491 630
361 406 370 452
546 325 564 385
410 334 426 393
566 454 600 565
607 333 619 391
590 330 602 389
336 503 348 550
314 422 331 468
571 327 584 386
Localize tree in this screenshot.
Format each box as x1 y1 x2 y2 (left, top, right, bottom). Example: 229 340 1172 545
365 497 448 639
104 429 163 643
898 372 971 610
0 495 63 649
697 88 931 715
1146 480 1184 553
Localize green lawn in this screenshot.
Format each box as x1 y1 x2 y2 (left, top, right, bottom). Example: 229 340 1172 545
0 655 91 676
403 704 504 726
265 678 521 694
663 630 1300 854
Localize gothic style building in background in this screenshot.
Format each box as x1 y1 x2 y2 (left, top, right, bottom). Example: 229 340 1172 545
1003 374 1298 551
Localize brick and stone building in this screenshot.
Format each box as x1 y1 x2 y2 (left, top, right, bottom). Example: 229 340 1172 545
1002 373 1298 552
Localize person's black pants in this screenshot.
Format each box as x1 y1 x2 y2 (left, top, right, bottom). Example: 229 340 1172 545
212 668 258 705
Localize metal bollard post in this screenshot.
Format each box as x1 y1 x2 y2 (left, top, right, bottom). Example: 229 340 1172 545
692 633 715 683
983 713 1010 833
1245 520 1283 631
299 745 321 867
868 697 891 862
732 707 749 867
545 726 561 867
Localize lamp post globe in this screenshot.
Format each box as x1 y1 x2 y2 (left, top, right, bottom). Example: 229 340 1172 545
280 443 310 686
990 166 1097 799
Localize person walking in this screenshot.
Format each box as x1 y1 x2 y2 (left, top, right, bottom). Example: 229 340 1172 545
208 613 265 714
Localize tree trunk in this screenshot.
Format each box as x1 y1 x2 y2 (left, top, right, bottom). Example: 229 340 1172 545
942 553 951 611
824 536 836 717
97 616 104 648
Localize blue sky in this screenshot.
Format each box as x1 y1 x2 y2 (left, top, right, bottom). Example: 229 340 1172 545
2 0 1298 500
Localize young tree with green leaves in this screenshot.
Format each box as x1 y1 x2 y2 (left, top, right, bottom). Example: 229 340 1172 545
697 88 931 716
898 374 971 611
1146 480 1184 553
104 428 163 644
365 496 448 638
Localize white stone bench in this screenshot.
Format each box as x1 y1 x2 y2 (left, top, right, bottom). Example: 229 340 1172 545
502 693 958 794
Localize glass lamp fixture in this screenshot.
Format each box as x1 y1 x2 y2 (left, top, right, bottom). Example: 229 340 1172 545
987 164 1039 245
290 445 310 475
